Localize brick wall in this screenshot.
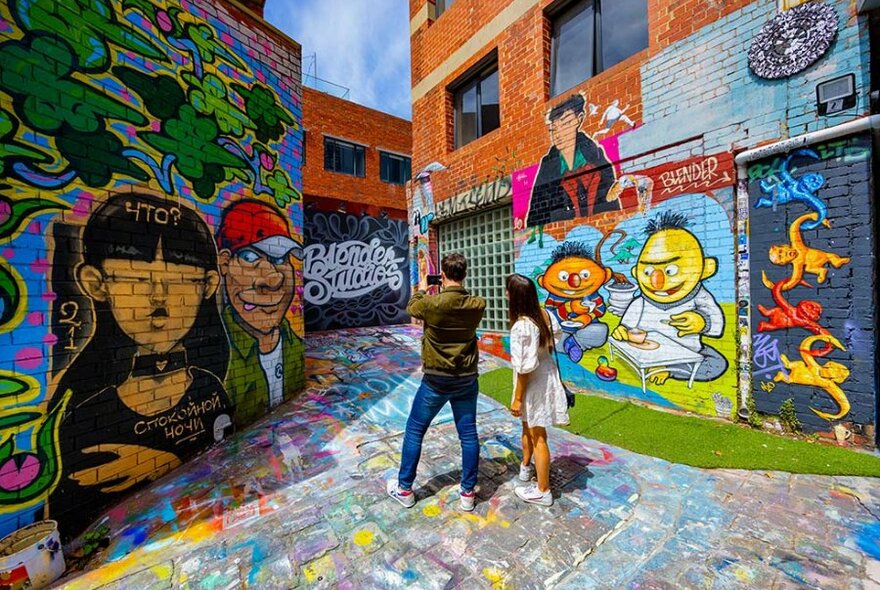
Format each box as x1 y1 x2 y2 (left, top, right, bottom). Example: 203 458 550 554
302 87 411 213
409 0 877 440
747 136 877 441
0 0 303 540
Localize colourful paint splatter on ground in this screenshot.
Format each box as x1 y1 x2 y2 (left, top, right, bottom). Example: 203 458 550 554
54 326 879 589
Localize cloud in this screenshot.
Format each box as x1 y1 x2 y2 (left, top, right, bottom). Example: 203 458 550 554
265 0 412 120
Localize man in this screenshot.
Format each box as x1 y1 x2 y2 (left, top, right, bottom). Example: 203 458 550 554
611 211 727 384
217 199 305 427
387 253 486 512
526 93 618 227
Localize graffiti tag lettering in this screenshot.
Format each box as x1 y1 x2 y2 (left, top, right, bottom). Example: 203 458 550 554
58 301 80 351
304 239 405 306
125 200 181 225
752 333 788 380
434 176 512 221
657 156 732 195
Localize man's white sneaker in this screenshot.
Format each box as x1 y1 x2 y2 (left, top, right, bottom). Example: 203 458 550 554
518 463 534 482
515 484 553 506
387 478 416 508
459 488 476 512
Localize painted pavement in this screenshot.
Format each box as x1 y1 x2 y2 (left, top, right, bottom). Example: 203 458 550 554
54 326 880 589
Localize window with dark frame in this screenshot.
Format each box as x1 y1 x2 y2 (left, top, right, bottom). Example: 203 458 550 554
324 137 365 177
453 60 500 149
435 0 454 18
379 152 412 185
549 0 648 97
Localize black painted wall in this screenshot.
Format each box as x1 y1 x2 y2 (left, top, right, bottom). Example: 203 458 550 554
747 134 876 435
303 210 411 331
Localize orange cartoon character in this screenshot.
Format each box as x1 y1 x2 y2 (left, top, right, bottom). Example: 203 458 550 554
538 242 611 362
763 212 850 291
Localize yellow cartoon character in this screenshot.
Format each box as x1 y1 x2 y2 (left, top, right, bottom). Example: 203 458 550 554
763 212 850 291
774 334 850 421
612 211 727 384
538 242 611 353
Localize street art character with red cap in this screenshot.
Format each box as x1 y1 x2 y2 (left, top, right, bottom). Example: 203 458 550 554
218 199 304 427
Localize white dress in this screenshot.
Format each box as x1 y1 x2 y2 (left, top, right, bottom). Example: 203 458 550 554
510 316 570 428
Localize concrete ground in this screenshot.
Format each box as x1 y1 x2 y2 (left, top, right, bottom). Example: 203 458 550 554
54 326 880 589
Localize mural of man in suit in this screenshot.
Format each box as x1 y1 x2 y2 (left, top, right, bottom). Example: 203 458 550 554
217 199 304 427
526 93 619 227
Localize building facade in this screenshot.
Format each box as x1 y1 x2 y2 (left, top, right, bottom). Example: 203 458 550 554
0 0 303 539
301 88 413 330
408 0 879 445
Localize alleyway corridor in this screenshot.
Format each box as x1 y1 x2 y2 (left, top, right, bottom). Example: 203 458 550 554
55 327 880 589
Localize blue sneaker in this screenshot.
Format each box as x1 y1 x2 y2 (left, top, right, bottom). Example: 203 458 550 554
386 478 415 508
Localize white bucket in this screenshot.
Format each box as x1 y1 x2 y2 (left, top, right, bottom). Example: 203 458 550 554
0 521 65 590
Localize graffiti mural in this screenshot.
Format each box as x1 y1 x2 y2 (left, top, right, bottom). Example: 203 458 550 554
748 135 876 435
524 94 618 228
303 210 410 331
0 0 303 539
218 200 304 428
514 151 737 416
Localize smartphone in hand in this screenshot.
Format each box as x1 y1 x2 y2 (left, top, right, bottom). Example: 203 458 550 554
426 274 442 286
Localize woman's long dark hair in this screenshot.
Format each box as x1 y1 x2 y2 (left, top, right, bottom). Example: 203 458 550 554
506 274 553 351
51 192 229 410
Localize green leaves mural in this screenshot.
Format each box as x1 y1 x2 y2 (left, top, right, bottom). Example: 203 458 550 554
0 35 148 134
0 258 24 332
0 0 299 201
0 193 69 242
0 375 72 512
143 105 250 198
13 0 167 72
233 83 298 143
184 73 255 137
0 0 302 528
0 110 50 177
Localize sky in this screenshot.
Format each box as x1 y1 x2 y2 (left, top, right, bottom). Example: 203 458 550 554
265 0 413 120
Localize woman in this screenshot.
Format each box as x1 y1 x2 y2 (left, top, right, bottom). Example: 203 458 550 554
507 273 570 506
49 191 234 540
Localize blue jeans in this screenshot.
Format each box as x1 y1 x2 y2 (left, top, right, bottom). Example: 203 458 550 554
398 375 479 493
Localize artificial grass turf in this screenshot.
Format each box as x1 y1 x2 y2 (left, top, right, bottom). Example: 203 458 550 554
479 367 880 477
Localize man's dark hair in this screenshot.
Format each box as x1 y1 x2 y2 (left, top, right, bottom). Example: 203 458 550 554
644 211 691 236
548 94 586 122
550 241 595 264
442 252 467 282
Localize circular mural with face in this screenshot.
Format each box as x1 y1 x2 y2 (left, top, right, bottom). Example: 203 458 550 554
748 2 838 80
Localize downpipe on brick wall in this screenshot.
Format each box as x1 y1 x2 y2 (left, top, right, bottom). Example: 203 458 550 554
732 114 880 421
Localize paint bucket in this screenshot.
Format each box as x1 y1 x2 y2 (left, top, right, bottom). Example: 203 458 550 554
0 521 65 590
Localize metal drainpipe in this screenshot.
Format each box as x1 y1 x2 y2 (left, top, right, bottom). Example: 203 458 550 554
732 114 880 420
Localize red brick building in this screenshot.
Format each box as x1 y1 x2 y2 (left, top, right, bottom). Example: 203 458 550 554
300 89 414 332
408 0 880 443
302 87 412 218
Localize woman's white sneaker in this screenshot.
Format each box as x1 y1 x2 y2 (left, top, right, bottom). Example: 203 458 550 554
386 478 416 508
515 484 553 506
459 488 476 512
518 463 534 482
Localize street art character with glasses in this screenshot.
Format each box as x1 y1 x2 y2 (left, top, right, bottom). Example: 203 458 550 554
218 199 304 427
49 192 233 538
